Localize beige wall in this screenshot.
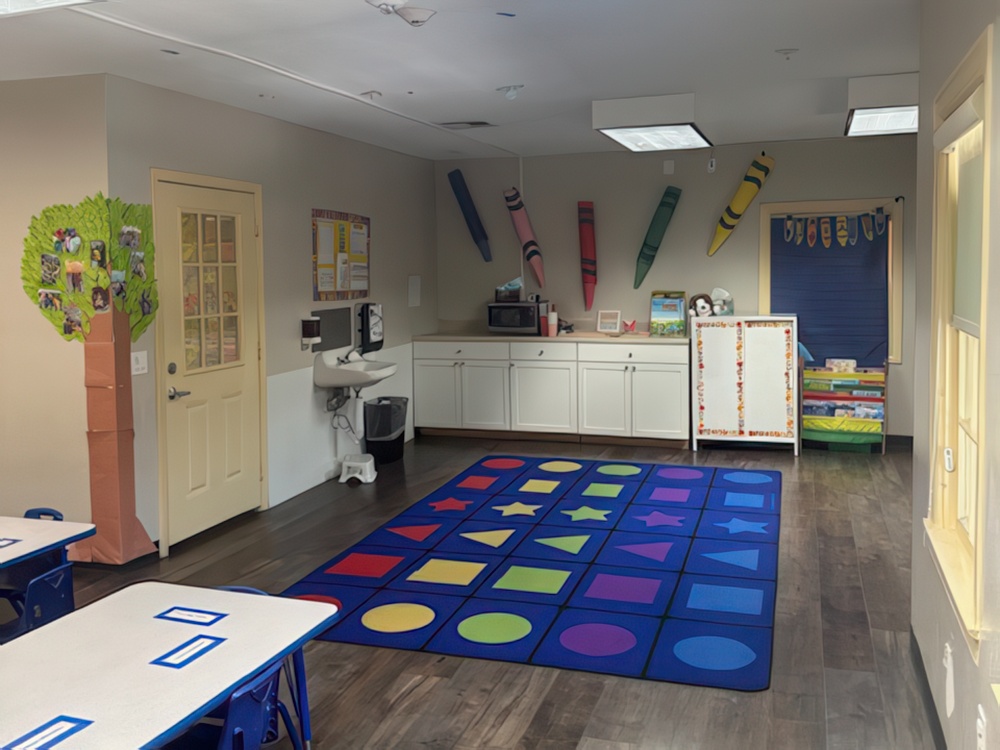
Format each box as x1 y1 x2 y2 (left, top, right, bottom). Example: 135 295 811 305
912 2 1000 748
0 76 109 522
436 138 917 435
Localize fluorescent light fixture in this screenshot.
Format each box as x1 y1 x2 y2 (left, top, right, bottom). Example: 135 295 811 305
593 93 712 151
845 105 919 136
846 73 918 136
598 123 712 151
0 0 98 15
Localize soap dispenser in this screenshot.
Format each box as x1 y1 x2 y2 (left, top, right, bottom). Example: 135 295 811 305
357 302 384 354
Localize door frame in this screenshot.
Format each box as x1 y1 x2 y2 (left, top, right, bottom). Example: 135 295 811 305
150 169 268 559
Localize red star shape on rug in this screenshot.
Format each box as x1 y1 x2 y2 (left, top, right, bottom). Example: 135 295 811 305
428 497 473 512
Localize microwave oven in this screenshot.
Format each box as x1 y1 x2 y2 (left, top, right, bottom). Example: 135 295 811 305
487 302 541 334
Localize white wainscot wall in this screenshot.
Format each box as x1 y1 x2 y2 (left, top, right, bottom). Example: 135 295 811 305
266 343 414 507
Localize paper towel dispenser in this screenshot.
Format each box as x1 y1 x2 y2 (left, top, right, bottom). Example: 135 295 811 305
357 302 384 354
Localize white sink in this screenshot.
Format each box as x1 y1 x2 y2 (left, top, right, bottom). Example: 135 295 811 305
314 351 397 389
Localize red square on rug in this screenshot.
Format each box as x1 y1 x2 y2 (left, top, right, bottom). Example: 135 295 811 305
326 552 406 578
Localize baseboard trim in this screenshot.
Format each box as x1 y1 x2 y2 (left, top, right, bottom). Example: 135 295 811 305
416 427 687 449
910 627 948 750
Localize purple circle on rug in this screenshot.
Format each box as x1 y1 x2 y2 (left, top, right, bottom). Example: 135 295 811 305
673 636 757 671
559 623 637 657
721 471 772 485
656 467 705 480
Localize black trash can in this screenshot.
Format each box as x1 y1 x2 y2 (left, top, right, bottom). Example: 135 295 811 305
364 396 408 467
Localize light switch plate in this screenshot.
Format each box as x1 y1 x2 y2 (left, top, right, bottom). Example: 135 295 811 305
131 351 148 375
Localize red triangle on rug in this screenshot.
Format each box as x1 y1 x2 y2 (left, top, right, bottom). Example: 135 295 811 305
387 523 441 542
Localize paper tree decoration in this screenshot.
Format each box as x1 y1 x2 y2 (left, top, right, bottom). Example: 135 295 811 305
22 193 158 342
503 187 545 287
447 169 492 262
707 153 774 256
20 193 158 565
578 201 597 310
634 186 682 288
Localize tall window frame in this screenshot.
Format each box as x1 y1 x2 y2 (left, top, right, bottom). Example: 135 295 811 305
926 26 991 649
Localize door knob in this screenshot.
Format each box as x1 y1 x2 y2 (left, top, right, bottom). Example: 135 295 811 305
167 387 191 401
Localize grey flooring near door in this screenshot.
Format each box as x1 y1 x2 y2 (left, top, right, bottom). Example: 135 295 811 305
73 436 943 749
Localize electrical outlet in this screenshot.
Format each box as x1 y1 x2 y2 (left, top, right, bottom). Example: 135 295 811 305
977 704 987 750
131 351 148 375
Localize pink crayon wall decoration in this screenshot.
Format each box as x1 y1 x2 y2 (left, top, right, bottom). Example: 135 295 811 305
503 187 545 288
578 201 597 310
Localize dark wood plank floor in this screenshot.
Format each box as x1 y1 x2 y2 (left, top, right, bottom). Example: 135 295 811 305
72 435 943 749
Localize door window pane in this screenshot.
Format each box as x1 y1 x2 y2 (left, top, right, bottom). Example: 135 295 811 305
223 316 239 363
205 317 221 368
181 212 199 263
221 266 238 313
204 266 219 316
185 319 202 369
183 267 200 317
220 216 237 263
202 215 218 262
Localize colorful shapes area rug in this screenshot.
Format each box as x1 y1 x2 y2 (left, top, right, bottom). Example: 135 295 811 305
282 456 781 691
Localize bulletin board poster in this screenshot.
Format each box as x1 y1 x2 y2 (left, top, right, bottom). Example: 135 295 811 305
312 208 370 301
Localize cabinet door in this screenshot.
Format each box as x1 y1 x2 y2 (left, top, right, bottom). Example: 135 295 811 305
578 362 630 436
510 361 577 433
413 359 462 428
461 361 510 430
631 364 690 440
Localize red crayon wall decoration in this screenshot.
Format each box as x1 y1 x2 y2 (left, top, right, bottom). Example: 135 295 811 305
503 187 545 288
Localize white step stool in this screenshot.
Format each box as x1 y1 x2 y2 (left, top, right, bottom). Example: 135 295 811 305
340 453 377 484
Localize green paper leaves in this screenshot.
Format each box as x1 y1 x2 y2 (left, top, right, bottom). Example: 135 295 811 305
21 193 158 342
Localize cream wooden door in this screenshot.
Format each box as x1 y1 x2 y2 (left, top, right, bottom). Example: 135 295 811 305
153 174 263 551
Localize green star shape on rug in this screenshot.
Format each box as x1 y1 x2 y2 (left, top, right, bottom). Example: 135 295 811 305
493 501 544 517
561 505 612 522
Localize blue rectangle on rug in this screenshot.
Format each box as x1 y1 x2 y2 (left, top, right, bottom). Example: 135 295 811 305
281 456 781 691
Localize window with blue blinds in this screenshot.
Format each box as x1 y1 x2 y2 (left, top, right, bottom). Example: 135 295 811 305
769 215 888 367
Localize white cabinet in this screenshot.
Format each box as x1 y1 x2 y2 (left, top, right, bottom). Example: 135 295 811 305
510 342 578 433
690 315 798 453
577 342 689 440
413 342 510 429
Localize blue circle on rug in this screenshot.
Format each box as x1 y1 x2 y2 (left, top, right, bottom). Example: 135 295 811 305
673 635 757 671
721 471 772 485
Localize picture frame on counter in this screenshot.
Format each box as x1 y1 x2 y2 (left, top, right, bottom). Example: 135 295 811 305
596 310 621 334
650 291 687 337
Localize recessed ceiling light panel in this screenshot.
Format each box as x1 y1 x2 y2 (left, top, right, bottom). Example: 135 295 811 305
0 0 100 16
598 123 712 152
845 105 919 136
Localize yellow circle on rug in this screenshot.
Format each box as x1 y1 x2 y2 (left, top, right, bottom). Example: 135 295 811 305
457 612 533 644
538 460 583 473
361 603 436 633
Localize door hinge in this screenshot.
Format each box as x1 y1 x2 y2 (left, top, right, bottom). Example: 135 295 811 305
254 224 260 237
944 446 955 472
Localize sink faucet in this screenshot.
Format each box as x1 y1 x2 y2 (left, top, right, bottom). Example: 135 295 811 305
336 347 365 365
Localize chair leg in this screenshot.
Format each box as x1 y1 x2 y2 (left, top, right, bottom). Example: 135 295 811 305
276 701 303 750
291 649 312 748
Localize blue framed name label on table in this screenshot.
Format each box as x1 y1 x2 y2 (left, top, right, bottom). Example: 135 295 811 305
155 606 228 626
3 715 93 750
152 635 226 669
0 538 21 549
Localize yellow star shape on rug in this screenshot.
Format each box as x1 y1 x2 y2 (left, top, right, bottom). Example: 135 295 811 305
561 505 612 522
493 501 544 517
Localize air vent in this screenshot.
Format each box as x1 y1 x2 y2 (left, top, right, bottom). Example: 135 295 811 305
438 121 495 130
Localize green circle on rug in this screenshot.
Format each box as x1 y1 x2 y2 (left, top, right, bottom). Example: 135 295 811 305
361 603 436 633
538 460 582 473
597 464 642 477
457 612 533 644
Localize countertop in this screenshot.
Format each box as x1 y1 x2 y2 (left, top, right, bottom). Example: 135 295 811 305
413 332 689 345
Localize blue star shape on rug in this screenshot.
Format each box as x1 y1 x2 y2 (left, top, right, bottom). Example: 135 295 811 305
714 517 770 535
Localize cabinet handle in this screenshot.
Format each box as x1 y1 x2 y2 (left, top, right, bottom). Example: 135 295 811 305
624 365 629 371
510 362 515 368
453 362 459 367
538 350 544 356
628 352 633 358
632 366 636 372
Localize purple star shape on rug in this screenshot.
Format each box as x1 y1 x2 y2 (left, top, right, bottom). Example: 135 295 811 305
633 511 685 528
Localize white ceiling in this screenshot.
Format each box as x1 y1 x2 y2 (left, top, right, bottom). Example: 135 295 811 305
0 0 920 160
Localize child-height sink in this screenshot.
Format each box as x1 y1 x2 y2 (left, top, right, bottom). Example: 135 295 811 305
313 351 397 389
